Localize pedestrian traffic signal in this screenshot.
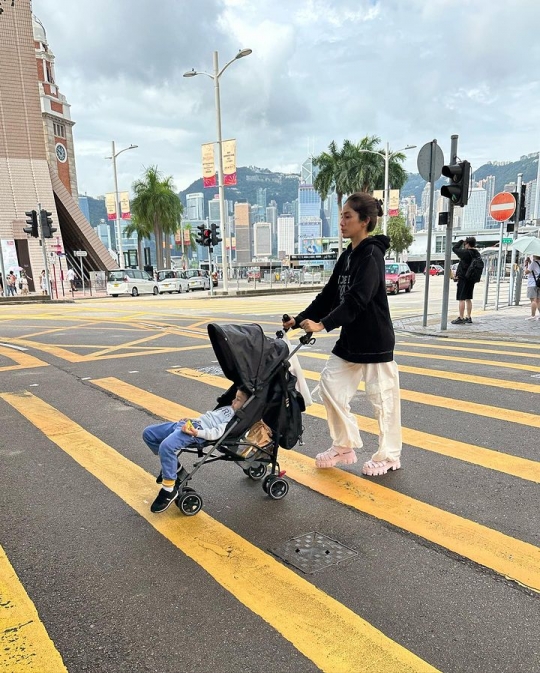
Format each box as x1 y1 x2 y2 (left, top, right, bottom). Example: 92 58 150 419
23 210 39 237
202 228 212 247
210 223 222 247
40 209 56 238
195 223 206 246
519 184 527 222
441 160 471 207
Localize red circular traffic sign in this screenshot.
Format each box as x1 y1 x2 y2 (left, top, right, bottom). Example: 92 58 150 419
489 192 516 222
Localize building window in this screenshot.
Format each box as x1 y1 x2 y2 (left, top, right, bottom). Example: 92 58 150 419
53 122 66 138
435 236 446 254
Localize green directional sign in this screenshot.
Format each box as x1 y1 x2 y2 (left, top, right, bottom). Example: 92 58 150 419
502 238 513 244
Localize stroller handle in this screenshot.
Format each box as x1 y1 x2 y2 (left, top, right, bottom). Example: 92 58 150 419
282 314 315 346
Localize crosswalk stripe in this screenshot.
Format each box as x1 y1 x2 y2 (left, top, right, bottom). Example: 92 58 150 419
0 544 68 672
170 366 540 484
0 346 48 372
91 375 540 593
395 349 540 373
399 341 540 360
0 391 440 673
297 353 540 427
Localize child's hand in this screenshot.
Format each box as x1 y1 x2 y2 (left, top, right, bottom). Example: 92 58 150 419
182 420 198 436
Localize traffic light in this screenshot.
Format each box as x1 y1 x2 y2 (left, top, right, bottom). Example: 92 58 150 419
519 184 527 221
195 223 206 246
23 210 39 237
441 160 471 207
210 223 222 247
202 228 212 247
40 209 56 238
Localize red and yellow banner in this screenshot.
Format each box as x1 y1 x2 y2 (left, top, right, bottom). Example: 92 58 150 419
202 143 216 188
222 139 237 186
105 193 117 221
120 191 131 220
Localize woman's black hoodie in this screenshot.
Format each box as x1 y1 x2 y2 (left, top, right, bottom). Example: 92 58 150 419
295 235 395 364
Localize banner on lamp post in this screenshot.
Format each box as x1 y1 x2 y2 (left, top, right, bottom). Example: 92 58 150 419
388 189 400 217
222 139 237 186
183 228 191 246
120 192 131 220
105 193 117 221
202 143 216 188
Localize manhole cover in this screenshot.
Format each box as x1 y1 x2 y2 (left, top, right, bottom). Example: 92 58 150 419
270 532 358 574
197 366 223 376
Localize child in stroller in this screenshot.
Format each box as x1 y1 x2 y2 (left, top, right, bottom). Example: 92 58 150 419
142 322 309 516
143 387 249 512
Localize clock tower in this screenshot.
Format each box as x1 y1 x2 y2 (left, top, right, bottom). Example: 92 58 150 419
33 15 78 195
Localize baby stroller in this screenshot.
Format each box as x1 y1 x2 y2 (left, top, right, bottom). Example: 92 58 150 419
171 321 314 516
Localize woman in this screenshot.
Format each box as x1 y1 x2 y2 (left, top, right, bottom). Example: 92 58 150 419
283 192 402 477
20 270 31 295
524 255 540 320
40 270 48 296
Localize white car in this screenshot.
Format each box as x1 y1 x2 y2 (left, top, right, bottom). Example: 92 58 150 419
184 269 211 291
157 269 189 294
107 269 159 297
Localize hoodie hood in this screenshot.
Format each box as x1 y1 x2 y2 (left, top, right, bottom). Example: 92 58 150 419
351 234 390 257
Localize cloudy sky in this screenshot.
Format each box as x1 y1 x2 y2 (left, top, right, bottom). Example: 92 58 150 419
32 0 540 198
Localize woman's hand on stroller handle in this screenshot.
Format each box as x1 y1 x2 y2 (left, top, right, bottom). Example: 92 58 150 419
282 314 296 331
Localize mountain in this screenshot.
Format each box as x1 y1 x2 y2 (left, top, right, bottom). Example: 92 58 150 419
402 153 539 204
178 166 300 214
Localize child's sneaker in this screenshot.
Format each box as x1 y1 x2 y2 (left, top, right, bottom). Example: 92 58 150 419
315 446 357 468
362 458 401 476
150 486 179 513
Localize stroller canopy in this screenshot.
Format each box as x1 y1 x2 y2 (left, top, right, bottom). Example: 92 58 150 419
207 323 289 392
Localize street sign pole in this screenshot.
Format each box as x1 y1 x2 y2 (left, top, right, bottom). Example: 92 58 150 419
489 192 516 311
440 135 458 331
495 220 505 311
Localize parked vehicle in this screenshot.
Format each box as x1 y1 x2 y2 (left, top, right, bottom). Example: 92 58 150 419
107 269 159 297
302 271 323 283
157 269 189 294
184 269 211 291
247 268 261 282
385 262 415 295
424 264 444 276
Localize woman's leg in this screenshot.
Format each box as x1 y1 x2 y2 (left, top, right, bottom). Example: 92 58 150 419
364 361 402 465
319 354 365 449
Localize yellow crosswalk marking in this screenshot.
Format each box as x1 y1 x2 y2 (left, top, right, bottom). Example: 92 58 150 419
171 367 540 484
0 544 67 672
0 346 48 372
91 376 540 593
399 341 540 359
0 391 440 673
395 349 540 373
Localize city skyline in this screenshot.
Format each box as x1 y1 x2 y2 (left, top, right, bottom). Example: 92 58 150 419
30 0 540 201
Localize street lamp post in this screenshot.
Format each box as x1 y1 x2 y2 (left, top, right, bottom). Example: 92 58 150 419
184 48 252 293
107 142 138 266
357 143 416 236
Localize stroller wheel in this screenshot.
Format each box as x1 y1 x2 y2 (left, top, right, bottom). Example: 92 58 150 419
176 491 203 516
266 477 289 500
244 463 267 481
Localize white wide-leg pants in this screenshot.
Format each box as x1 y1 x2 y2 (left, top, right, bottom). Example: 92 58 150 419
319 354 402 461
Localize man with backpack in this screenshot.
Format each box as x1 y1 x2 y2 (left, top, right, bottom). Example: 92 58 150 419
451 237 483 325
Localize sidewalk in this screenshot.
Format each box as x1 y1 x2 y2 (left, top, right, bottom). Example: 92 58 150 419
393 304 540 342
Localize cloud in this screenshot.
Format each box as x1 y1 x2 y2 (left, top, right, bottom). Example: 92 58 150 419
32 0 540 197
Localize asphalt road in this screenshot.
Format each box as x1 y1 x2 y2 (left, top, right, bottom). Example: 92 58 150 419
0 287 538 673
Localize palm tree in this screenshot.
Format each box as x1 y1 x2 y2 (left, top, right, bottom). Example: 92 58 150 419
124 217 152 270
131 166 183 270
313 136 409 252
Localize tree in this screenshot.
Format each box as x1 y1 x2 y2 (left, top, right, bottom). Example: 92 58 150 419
131 166 183 270
373 214 413 258
313 136 409 254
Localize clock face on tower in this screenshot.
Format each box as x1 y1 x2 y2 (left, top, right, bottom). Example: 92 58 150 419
55 142 67 163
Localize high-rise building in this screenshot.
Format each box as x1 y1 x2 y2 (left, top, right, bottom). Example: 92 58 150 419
208 196 220 223
277 215 295 256
298 185 321 221
253 222 272 258
301 157 318 185
186 192 204 221
234 202 251 264
455 188 487 230
265 203 277 255
478 175 497 229
0 4 113 291
525 180 537 221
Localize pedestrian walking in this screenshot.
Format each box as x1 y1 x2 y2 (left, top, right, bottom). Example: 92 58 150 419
524 255 540 320
283 192 402 477
19 270 31 295
66 267 76 292
451 237 482 325
5 270 17 296
40 269 48 296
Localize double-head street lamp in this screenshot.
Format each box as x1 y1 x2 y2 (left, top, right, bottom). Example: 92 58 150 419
184 48 252 293
106 142 138 265
358 143 417 236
